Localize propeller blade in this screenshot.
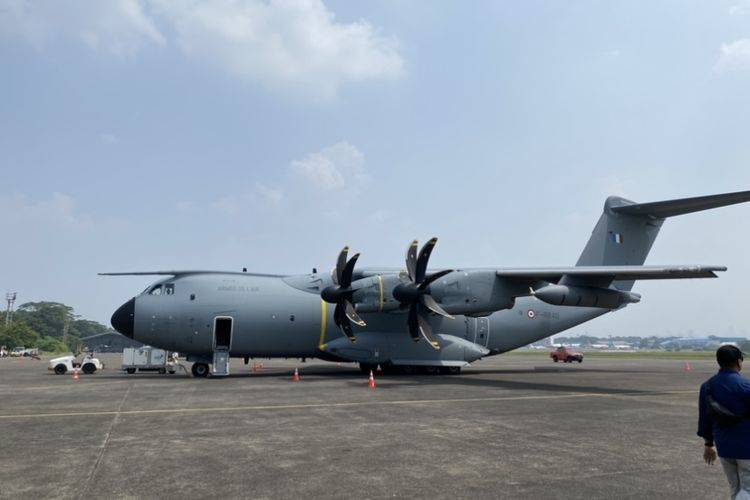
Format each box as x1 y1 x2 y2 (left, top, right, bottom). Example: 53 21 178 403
418 269 453 291
405 240 418 282
334 246 349 286
340 318 355 342
416 304 440 350
340 253 359 288
422 294 454 319
344 300 366 326
415 237 438 283
407 305 420 342
333 303 356 342
333 302 342 327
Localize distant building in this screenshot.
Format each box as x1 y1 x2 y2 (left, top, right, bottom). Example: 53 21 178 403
81 332 143 352
659 336 747 350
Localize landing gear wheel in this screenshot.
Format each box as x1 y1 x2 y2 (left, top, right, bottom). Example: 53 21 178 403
440 366 461 375
82 364 96 374
126 368 136 374
192 362 209 377
54 364 67 375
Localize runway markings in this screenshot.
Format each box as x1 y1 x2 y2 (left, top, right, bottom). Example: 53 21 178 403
78 384 132 499
0 389 696 420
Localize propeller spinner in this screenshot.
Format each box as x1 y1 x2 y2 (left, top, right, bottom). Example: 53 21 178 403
392 238 454 349
320 247 366 342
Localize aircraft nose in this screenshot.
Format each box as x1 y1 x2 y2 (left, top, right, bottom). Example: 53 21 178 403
111 298 135 338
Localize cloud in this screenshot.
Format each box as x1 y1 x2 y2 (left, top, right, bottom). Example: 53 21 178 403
254 184 284 205
206 141 370 219
715 39 750 72
729 1 750 16
289 141 369 191
0 0 404 98
156 0 404 99
0 192 90 227
0 0 164 56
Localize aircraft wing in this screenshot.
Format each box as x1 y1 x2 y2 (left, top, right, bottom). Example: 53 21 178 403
99 270 288 278
495 265 725 286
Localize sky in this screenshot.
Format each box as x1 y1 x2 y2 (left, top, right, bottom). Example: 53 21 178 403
1 0 750 338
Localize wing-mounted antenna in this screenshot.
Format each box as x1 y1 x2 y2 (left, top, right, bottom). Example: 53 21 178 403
392 238 454 349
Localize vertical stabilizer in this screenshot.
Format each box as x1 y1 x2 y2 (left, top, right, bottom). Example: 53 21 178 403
573 190 750 290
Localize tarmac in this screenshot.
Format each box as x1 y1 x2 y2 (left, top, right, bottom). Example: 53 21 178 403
0 353 730 500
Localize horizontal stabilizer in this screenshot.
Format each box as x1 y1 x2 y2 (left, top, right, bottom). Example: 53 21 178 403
497 265 726 284
611 190 750 218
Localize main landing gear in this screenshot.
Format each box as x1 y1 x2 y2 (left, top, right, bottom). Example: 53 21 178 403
191 362 209 377
360 362 462 375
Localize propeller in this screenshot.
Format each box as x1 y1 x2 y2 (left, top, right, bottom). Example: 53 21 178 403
320 246 366 342
392 238 454 349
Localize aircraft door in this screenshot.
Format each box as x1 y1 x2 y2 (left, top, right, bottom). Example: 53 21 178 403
476 317 490 347
212 316 233 376
466 317 490 347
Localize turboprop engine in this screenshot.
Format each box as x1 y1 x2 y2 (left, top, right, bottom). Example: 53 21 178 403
322 238 520 348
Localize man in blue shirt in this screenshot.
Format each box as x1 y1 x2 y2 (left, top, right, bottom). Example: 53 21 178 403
698 345 750 499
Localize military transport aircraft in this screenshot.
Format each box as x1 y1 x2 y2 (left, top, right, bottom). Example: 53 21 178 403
104 190 750 377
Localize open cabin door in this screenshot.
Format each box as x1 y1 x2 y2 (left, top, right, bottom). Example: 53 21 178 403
212 316 233 376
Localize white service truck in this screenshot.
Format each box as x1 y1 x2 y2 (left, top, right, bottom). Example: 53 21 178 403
122 347 176 374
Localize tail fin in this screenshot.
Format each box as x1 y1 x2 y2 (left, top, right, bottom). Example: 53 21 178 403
575 190 750 290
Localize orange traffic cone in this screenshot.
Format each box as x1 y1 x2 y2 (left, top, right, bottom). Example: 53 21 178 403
368 370 376 389
73 367 80 381
684 361 692 372
292 367 300 382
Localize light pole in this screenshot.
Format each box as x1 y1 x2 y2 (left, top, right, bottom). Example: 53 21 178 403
5 292 17 326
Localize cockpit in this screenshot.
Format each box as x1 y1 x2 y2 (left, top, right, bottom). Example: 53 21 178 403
141 282 175 296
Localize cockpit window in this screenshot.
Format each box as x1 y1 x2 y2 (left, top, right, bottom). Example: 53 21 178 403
148 284 163 295
165 283 175 295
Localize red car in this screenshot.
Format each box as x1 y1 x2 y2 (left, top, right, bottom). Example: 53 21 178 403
550 346 584 363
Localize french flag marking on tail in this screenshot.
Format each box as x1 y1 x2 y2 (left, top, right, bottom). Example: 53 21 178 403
611 232 623 244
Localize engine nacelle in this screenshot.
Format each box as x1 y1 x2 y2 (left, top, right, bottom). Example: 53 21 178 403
429 270 516 316
533 284 640 309
352 275 403 313
352 271 518 317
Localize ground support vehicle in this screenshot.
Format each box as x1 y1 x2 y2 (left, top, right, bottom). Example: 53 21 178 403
122 347 176 374
49 354 104 374
550 346 584 363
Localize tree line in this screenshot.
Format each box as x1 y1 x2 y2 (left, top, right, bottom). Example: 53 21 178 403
1 301 110 353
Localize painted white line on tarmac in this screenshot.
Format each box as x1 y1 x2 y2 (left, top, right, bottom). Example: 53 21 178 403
0 389 696 420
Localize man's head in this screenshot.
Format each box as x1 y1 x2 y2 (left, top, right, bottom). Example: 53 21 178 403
716 345 744 371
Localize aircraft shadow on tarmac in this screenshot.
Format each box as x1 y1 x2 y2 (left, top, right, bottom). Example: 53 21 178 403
90 364 659 396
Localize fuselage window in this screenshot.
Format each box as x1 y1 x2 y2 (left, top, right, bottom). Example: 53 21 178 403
149 284 163 296
165 283 175 295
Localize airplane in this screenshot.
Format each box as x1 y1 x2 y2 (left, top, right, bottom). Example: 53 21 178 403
103 190 750 377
